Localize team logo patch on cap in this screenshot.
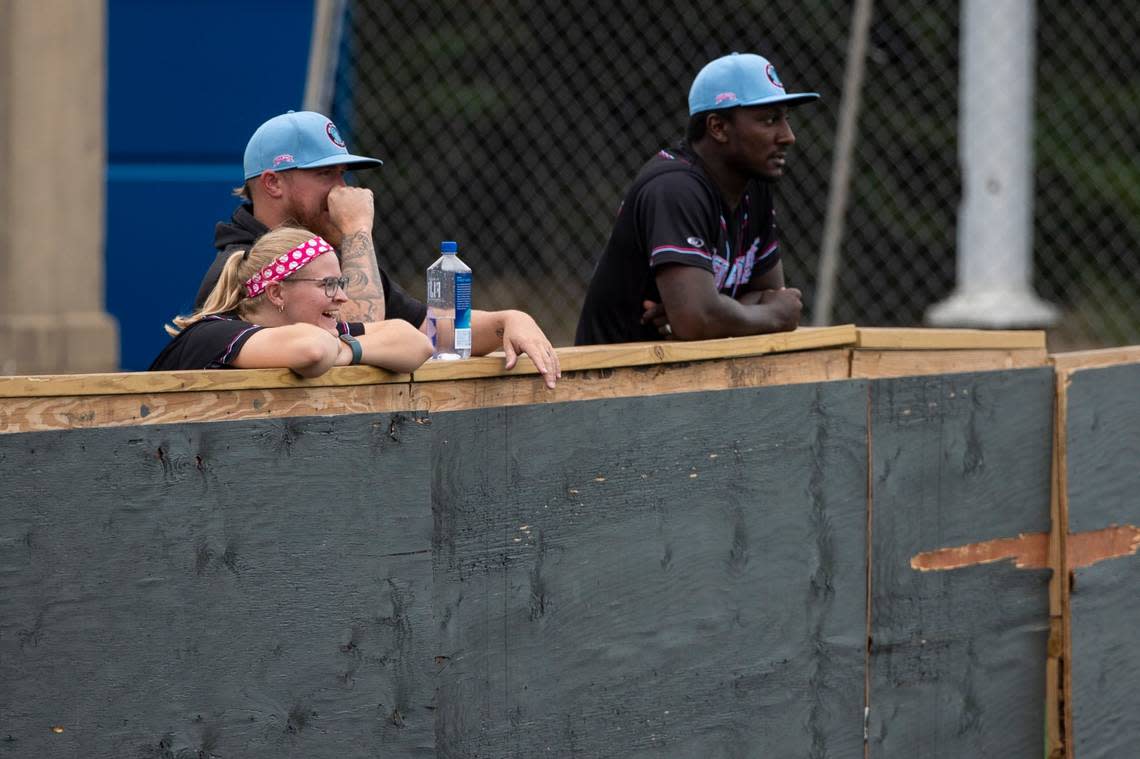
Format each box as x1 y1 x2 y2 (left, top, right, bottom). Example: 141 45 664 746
766 63 785 90
714 91 737 105
686 236 705 248
326 122 346 148
272 153 295 168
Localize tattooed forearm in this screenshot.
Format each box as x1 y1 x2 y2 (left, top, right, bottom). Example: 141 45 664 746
496 328 505 338
337 231 386 322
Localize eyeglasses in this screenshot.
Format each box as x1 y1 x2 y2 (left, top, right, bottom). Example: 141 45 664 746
287 275 349 297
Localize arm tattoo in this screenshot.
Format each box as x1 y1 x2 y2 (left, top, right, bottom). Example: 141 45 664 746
338 230 386 322
496 327 505 339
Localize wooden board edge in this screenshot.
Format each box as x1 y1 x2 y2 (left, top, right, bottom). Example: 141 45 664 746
855 327 1047 350
1050 346 1140 373
1 350 856 431
408 349 853 412
0 365 410 399
863 382 875 756
410 326 858 382
850 348 1048 379
0 382 418 434
1047 366 1070 759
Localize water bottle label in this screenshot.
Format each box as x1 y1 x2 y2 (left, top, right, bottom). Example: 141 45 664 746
455 272 471 314
455 272 472 349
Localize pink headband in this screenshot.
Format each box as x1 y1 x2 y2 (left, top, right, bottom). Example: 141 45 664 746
244 236 333 298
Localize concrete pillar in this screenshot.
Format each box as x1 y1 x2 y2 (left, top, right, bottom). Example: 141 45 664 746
926 0 1059 329
0 0 119 374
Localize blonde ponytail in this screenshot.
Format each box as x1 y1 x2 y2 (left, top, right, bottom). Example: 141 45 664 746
164 226 318 336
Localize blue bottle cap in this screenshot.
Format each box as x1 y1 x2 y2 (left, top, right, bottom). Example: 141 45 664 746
441 240 458 254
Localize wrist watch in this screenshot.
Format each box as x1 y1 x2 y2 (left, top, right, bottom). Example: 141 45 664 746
339 333 363 365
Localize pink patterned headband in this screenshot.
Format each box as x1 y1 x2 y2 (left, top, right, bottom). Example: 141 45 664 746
244 236 333 298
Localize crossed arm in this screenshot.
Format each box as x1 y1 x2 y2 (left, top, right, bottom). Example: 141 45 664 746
646 261 803 340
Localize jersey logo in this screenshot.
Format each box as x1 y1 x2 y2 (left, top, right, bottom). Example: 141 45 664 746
712 255 730 289
686 236 705 248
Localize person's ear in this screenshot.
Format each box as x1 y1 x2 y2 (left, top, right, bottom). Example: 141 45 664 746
706 113 731 144
261 170 286 199
265 282 287 311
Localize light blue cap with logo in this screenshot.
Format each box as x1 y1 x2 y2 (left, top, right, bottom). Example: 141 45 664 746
243 111 384 180
688 52 820 115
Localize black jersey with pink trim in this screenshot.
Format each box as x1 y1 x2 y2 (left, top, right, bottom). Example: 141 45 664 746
147 313 364 371
575 144 781 345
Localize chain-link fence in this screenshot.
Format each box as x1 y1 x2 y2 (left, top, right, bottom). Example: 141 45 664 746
333 0 1140 349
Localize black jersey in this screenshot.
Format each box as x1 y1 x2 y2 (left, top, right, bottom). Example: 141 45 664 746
148 313 365 371
575 145 781 345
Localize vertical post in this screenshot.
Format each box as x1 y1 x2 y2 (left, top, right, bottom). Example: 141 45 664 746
813 0 875 327
0 0 119 374
303 0 349 116
926 0 1058 328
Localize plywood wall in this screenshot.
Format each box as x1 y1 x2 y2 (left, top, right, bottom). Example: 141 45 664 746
0 364 1065 757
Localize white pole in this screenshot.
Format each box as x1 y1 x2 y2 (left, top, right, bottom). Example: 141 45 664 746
303 0 348 115
926 0 1059 328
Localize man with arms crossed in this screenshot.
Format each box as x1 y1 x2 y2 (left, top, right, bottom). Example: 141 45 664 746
575 52 817 345
197 111 560 387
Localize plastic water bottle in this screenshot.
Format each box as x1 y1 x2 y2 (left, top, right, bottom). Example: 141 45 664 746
426 240 472 360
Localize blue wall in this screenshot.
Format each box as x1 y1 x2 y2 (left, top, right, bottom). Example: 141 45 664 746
106 0 313 370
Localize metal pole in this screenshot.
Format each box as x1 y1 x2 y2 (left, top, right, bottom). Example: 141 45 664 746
926 0 1058 328
303 0 348 115
813 0 875 326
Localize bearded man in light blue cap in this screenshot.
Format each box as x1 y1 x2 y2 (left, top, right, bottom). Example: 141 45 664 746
575 53 819 345
193 111 561 387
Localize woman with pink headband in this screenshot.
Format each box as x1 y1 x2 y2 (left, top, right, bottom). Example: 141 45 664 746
149 227 432 376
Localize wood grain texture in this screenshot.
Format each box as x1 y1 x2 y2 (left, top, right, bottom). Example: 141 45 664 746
0 414 436 758
411 325 858 382
430 383 869 758
1062 363 1140 759
0 383 416 433
1049 365 1069 759
1051 346 1140 373
410 349 851 413
851 348 1047 379
0 365 409 398
0 352 852 434
867 368 1053 758
855 327 1046 350
0 327 856 400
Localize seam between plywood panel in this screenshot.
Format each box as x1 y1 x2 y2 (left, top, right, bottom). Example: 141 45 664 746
1055 370 1072 759
863 382 873 759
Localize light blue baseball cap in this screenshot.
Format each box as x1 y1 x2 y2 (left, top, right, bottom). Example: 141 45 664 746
688 52 819 115
243 111 383 180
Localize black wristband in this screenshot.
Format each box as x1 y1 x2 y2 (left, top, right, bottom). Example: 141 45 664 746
339 333 363 365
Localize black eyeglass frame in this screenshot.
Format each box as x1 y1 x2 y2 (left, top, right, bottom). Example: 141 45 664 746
285 276 350 297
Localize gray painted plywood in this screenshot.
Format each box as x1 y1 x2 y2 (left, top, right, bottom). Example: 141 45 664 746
868 369 1053 758
1065 364 1140 759
431 383 870 758
0 413 434 758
